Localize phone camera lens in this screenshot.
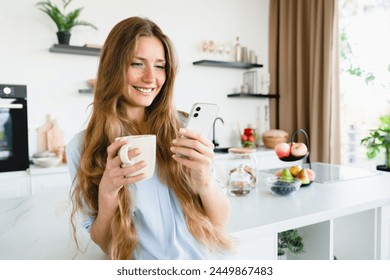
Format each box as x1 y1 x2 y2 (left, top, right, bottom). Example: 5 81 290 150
195 107 201 111
193 113 199 117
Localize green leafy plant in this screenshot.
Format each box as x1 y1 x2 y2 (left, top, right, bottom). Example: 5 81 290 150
278 229 305 256
361 114 390 169
36 0 97 32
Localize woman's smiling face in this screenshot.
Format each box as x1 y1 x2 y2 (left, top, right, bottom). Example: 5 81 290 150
125 36 166 114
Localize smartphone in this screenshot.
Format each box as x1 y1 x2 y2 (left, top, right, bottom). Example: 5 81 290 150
185 103 219 139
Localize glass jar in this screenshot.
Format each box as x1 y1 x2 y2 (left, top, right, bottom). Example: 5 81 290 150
227 147 258 196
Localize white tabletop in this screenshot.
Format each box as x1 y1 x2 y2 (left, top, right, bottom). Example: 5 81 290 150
227 163 390 235
1 163 389 260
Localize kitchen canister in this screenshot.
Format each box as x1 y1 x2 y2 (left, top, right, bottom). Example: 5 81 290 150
227 147 258 196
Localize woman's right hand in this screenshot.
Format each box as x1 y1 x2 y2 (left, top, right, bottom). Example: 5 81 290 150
99 138 147 196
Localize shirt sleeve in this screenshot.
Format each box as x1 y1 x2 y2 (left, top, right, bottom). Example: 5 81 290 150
65 130 84 183
82 216 96 233
65 130 97 232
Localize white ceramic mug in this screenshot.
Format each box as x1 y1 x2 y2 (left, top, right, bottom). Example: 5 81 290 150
117 135 156 180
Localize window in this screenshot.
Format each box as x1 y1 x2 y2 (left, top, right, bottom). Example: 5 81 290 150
339 0 390 169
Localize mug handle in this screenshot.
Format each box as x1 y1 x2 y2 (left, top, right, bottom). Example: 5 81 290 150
119 143 134 165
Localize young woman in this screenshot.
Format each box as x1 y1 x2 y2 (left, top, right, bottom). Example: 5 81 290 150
66 16 232 260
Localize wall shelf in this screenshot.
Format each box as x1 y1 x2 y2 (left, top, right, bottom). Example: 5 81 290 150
192 59 279 128
193 60 263 69
49 44 100 56
228 93 279 98
78 89 93 94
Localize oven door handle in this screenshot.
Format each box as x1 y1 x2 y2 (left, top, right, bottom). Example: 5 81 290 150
0 104 23 109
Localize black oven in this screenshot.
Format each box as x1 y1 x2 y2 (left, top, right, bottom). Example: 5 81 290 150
0 84 29 172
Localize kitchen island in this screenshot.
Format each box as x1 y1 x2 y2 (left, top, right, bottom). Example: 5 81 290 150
1 163 389 260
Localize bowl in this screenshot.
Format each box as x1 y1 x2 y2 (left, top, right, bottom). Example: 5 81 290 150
265 176 302 196
262 129 289 148
32 156 62 168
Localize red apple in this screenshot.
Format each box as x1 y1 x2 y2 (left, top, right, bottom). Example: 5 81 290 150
274 142 291 158
290 142 308 157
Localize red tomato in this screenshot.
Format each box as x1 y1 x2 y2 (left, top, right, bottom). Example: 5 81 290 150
244 128 253 136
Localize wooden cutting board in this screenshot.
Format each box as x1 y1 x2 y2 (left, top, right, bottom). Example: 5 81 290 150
47 119 65 152
37 114 53 152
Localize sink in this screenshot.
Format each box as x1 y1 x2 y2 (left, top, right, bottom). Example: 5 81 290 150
213 147 230 153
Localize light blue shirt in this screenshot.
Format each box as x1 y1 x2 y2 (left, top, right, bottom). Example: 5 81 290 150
66 130 216 260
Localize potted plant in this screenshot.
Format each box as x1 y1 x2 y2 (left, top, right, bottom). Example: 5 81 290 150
361 114 390 171
36 0 97 45
278 229 304 259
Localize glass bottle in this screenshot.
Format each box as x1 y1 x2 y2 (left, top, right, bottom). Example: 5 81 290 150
234 36 242 62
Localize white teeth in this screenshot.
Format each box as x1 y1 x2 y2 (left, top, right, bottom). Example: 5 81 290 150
134 86 153 93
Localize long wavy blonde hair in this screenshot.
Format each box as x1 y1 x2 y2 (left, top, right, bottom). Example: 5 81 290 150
70 17 232 260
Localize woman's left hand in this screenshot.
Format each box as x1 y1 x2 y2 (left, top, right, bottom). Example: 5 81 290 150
171 127 214 192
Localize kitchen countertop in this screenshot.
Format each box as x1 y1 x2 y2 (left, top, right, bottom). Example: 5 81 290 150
227 163 389 235
0 190 106 260
1 163 389 260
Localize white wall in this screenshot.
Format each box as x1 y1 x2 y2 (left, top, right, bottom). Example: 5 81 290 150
0 0 270 155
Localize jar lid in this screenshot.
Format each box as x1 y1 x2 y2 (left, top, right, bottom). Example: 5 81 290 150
228 147 256 154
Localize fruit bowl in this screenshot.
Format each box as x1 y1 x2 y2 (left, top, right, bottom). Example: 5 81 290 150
301 181 313 187
265 176 302 196
275 166 315 187
278 152 309 162
274 129 311 165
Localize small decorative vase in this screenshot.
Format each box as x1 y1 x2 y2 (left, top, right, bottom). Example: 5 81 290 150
56 31 71 45
377 165 390 172
377 148 390 172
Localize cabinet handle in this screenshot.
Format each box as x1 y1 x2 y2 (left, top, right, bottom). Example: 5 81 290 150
0 104 23 109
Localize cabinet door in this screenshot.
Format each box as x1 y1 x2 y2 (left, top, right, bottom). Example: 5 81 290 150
333 209 377 260
227 231 277 260
0 171 30 199
31 173 71 196
378 205 390 260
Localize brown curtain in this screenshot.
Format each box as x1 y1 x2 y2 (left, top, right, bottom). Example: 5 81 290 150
269 0 340 164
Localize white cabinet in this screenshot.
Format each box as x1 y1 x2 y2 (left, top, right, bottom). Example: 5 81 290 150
281 208 383 260
0 171 30 199
29 165 71 196
378 205 390 259
233 208 386 260
223 162 390 260
229 231 278 260
0 165 71 199
333 209 377 259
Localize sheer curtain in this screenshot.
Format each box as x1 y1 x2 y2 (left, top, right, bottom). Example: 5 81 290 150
268 0 340 163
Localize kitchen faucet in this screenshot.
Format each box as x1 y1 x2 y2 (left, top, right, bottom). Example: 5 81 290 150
212 117 224 147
